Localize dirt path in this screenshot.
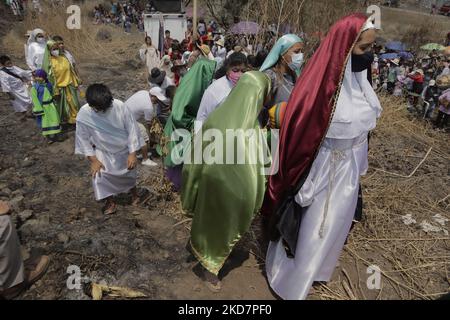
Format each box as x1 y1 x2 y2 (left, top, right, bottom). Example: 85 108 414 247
1 3 448 300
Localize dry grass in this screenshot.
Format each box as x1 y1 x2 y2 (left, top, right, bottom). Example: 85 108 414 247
380 7 450 46
2 1 143 65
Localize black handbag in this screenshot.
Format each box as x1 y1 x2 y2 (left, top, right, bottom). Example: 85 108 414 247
267 171 310 259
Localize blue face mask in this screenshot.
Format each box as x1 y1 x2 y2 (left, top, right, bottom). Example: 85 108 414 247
287 52 304 75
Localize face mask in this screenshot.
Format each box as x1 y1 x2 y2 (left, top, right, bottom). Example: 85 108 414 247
227 71 243 86
287 52 304 75
51 50 60 57
36 37 46 44
351 51 374 72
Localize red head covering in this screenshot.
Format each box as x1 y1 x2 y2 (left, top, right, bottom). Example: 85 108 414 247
262 13 368 216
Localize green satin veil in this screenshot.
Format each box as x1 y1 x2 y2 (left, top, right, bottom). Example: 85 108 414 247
160 58 216 167
181 71 271 275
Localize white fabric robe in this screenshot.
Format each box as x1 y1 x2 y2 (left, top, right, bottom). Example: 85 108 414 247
26 42 46 71
266 56 382 300
0 66 32 113
139 45 161 74
75 100 145 201
195 76 234 133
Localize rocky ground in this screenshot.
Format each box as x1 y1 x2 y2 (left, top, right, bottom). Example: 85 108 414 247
0 2 448 300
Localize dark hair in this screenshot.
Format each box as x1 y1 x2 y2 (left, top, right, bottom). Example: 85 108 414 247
255 50 268 68
227 52 247 68
0 55 11 65
214 52 247 79
247 55 257 69
165 30 170 34
52 35 64 42
165 86 176 101
86 84 114 112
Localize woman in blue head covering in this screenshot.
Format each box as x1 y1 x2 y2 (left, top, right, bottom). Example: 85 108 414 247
259 34 304 126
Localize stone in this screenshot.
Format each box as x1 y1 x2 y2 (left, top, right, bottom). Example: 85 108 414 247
10 195 24 211
0 188 11 197
57 233 70 244
96 28 112 41
18 209 33 221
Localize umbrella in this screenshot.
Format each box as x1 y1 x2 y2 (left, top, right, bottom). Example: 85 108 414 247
380 53 399 60
230 21 260 35
385 41 406 52
420 43 445 51
398 51 414 60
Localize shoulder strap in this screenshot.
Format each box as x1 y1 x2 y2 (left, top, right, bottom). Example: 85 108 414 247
0 67 25 82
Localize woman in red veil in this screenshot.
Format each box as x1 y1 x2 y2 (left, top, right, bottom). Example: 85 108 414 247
263 13 382 300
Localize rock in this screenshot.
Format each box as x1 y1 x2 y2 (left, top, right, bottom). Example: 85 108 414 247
57 233 70 244
11 189 22 197
79 208 87 214
10 195 24 211
8 180 23 191
18 209 33 221
132 211 141 216
124 59 139 70
21 159 34 168
96 28 112 41
0 188 11 197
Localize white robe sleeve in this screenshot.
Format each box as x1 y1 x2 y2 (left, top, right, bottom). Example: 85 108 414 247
0 72 11 93
195 88 218 133
123 106 145 154
15 67 32 81
75 122 96 157
139 46 146 62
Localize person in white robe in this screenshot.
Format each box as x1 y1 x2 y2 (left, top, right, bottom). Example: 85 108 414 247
0 55 32 114
139 36 161 75
26 28 47 71
195 52 248 133
265 18 382 300
75 84 145 215
124 90 158 167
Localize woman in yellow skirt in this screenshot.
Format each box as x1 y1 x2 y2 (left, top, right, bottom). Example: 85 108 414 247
42 40 81 126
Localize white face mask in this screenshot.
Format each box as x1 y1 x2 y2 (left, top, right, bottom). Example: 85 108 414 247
286 52 304 75
51 49 60 57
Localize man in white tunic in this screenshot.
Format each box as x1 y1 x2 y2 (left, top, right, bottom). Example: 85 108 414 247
75 84 145 215
264 15 381 300
26 28 47 71
195 52 248 133
0 55 32 114
124 90 158 167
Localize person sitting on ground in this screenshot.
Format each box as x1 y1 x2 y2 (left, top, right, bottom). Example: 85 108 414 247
0 200 50 300
124 90 158 167
75 84 145 215
0 55 32 118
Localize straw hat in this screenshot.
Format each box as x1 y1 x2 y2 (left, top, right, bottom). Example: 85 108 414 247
215 38 225 47
416 69 424 76
391 58 400 66
197 44 211 57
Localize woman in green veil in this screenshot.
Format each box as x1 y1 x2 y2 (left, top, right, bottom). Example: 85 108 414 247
159 58 216 191
181 71 271 290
